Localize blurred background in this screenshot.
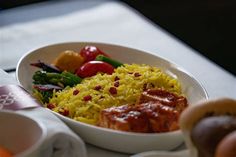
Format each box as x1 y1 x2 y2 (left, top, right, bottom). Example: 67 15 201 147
122 0 236 76
1 0 235 75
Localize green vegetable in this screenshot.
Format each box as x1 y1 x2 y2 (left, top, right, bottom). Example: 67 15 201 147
33 71 82 87
95 55 123 68
40 90 53 103
33 88 53 103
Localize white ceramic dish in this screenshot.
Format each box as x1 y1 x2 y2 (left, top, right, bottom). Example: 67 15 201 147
0 110 46 157
16 42 208 154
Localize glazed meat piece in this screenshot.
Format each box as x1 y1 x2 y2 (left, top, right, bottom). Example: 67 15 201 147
98 104 150 133
98 101 180 133
98 89 188 133
137 102 180 132
138 89 188 112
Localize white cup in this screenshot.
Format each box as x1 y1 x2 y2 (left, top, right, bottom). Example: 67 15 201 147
0 110 46 157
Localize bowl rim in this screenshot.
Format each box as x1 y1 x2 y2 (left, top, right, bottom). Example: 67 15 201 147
51 108 182 136
16 41 209 136
16 41 208 97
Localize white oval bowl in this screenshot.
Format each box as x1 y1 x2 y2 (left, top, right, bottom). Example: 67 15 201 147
16 42 208 154
0 110 46 157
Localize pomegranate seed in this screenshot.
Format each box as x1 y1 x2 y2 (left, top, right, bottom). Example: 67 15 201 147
109 87 117 95
84 95 92 101
94 85 102 91
47 103 55 109
134 72 141 77
114 76 120 81
59 108 69 116
114 81 119 87
73 89 79 95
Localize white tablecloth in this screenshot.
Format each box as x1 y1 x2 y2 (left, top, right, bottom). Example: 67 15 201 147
0 0 235 156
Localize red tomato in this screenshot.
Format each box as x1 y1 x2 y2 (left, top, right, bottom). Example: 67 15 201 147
76 61 114 78
80 46 109 62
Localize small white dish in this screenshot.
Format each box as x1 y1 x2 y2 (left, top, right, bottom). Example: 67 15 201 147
0 110 46 157
131 150 189 157
16 42 208 154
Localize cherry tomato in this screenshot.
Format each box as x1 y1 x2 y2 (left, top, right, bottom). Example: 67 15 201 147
80 46 109 62
76 61 114 78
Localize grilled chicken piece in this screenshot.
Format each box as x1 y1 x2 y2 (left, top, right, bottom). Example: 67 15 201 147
98 101 180 133
98 89 188 133
138 89 188 112
137 102 179 132
98 104 150 133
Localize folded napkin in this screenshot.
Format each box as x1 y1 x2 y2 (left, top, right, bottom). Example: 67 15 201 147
0 69 87 157
18 108 87 157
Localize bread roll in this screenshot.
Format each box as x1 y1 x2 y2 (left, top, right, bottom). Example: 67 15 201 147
215 130 236 157
179 98 236 157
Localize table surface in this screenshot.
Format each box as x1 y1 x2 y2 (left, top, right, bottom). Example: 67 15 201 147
1 0 235 156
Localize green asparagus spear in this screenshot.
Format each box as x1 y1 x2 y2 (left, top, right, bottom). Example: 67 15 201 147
33 71 82 87
95 55 123 68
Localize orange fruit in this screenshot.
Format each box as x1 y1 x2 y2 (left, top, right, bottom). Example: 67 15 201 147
53 50 84 73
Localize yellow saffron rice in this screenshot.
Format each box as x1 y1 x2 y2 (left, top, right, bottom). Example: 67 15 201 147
48 64 182 125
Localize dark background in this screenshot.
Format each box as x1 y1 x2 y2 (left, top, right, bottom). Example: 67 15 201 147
121 0 236 76
1 0 236 75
